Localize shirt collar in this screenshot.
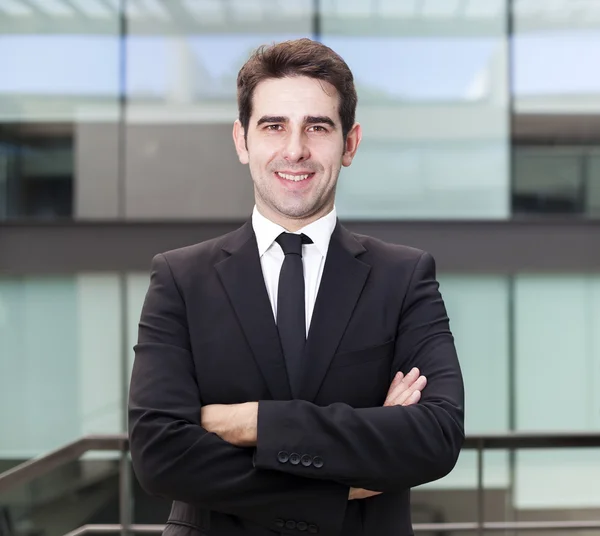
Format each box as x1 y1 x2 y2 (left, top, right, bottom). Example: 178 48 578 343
252 205 337 258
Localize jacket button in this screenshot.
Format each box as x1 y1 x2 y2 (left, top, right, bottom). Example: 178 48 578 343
301 454 312 467
285 520 297 530
308 524 319 533
297 521 308 531
277 451 290 463
312 456 324 468
290 452 301 465
275 519 285 528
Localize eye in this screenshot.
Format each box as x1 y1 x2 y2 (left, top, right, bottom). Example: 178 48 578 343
265 124 283 131
308 125 328 133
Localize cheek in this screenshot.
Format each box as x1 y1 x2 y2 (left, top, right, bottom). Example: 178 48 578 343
249 144 278 169
310 141 344 168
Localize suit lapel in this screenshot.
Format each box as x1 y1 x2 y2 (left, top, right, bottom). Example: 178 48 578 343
215 222 292 400
298 223 371 401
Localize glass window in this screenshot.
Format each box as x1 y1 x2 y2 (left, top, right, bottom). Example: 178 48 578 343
122 1 313 219
322 2 511 219
0 4 120 220
419 275 510 491
5 0 600 220
0 275 123 457
514 275 600 508
4 270 600 516
512 0 600 218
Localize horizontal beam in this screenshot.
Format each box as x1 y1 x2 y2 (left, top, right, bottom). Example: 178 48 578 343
2 432 599 495
0 434 127 493
57 519 600 536
414 520 600 532
2 219 600 275
62 525 164 536
463 431 600 449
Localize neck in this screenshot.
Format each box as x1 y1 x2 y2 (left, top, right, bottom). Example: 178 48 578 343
255 203 333 232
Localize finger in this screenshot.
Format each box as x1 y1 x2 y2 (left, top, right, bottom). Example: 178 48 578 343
399 367 420 391
400 367 420 385
386 371 404 395
389 373 426 405
352 488 382 500
389 375 427 406
402 389 421 406
396 375 426 405
384 371 406 406
385 367 418 400
384 370 419 406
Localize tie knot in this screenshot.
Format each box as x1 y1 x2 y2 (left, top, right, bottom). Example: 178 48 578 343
276 232 312 256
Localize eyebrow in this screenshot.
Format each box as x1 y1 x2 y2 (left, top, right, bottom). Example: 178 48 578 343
306 115 336 128
256 115 337 128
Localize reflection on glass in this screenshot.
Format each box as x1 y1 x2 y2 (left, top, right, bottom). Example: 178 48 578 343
514 275 600 509
0 6 120 220
512 1 600 218
3 0 600 219
123 0 313 219
513 147 587 215
0 275 123 459
0 124 73 219
0 456 121 536
322 15 510 219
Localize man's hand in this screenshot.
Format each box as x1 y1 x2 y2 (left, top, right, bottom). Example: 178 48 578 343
384 367 427 407
201 402 258 447
349 487 383 500
349 367 426 500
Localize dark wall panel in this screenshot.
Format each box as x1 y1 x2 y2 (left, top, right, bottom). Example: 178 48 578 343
2 220 600 275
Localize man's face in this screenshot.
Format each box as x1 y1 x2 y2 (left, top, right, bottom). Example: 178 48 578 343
233 76 361 228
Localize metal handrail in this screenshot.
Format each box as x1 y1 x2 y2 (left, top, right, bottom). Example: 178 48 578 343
0 434 127 494
56 519 600 535
1 432 600 534
462 431 600 449
62 525 164 536
3 431 600 494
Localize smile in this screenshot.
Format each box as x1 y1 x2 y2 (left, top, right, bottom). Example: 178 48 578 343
276 171 313 182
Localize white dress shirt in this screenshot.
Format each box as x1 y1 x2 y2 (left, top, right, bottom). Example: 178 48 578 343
252 205 337 336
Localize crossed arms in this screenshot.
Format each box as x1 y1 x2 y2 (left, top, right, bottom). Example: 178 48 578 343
128 251 465 535
201 367 428 501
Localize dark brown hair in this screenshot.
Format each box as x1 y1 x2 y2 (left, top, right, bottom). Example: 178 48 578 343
237 38 357 142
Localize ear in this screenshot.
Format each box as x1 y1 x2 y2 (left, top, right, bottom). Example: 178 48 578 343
233 119 249 165
342 123 362 167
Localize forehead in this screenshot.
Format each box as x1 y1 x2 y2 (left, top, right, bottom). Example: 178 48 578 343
251 76 340 120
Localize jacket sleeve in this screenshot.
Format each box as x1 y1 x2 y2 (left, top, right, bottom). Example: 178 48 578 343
128 254 349 536
253 252 465 492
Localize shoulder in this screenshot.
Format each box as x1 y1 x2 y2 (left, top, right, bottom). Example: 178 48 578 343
150 223 250 276
343 228 438 284
350 230 430 265
344 230 440 298
158 235 227 266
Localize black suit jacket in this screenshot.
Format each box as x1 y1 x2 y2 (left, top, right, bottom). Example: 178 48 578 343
128 220 465 536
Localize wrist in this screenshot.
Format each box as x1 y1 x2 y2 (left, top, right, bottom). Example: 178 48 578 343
237 401 258 446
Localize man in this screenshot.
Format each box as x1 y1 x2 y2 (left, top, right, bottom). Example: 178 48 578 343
129 38 464 536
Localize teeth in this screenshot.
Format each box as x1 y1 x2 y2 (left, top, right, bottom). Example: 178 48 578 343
277 172 310 182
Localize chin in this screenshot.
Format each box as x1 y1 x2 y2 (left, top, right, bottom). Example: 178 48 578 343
278 202 324 220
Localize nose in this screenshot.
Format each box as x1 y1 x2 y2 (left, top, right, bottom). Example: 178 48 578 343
282 130 310 163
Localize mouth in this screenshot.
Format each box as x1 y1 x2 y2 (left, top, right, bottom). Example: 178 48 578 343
275 171 315 183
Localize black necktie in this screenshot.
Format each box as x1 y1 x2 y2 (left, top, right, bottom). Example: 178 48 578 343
276 232 313 396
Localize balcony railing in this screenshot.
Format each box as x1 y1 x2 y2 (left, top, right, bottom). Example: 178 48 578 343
1 432 600 535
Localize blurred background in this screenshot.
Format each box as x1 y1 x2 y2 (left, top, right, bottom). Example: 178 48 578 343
1 0 600 535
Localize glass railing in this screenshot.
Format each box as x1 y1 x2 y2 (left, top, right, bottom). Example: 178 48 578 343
0 437 126 536
1 433 600 536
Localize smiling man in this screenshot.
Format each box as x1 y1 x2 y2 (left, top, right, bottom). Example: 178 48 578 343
128 39 465 536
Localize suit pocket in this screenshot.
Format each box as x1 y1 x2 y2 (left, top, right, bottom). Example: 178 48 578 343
329 339 394 369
